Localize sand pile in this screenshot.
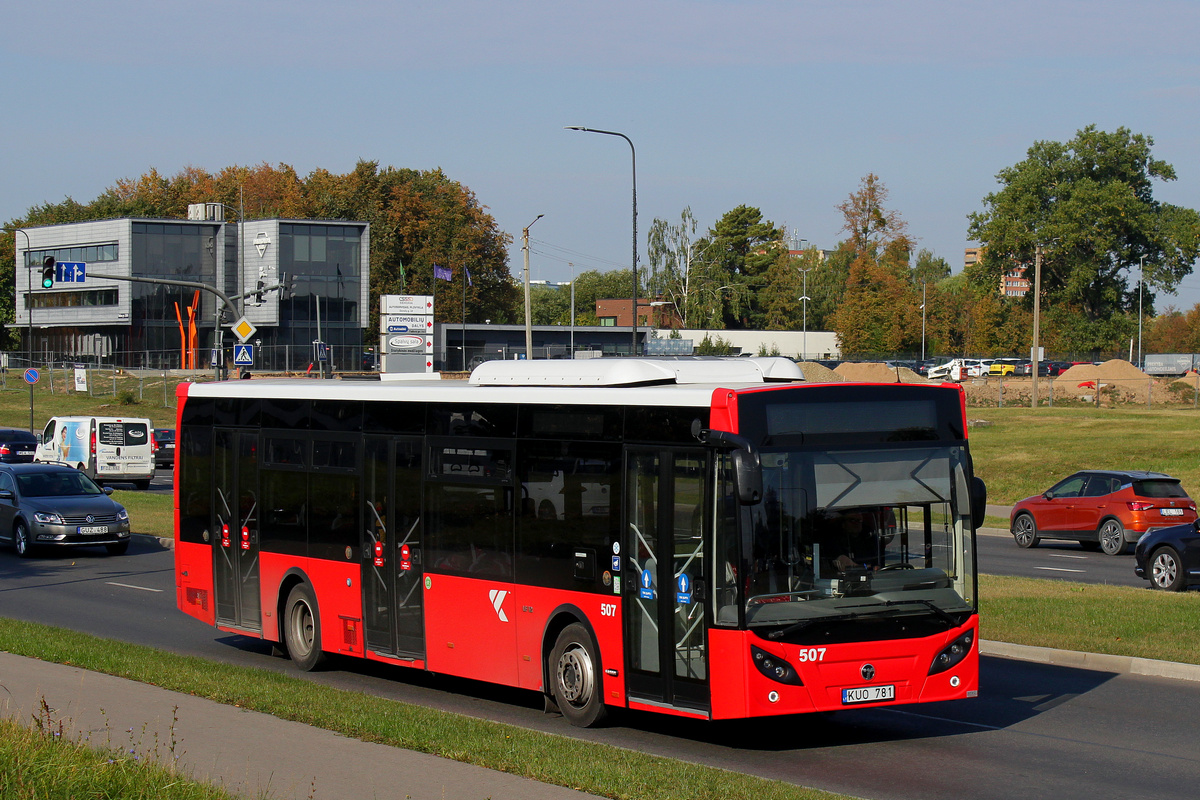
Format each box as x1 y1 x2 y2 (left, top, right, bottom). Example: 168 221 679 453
1056 359 1148 383
834 362 928 383
796 361 844 383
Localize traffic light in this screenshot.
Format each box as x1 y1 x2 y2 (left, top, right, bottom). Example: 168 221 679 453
254 280 265 304
40 257 55 289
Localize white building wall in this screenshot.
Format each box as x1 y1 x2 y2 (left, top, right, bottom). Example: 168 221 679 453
666 328 841 360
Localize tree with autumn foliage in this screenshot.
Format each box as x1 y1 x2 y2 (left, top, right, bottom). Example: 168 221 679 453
829 175 923 356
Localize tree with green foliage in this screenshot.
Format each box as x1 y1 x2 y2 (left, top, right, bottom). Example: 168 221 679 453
967 126 1200 352
693 205 783 329
646 207 700 326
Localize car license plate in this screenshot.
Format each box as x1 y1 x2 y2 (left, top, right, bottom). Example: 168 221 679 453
78 525 109 535
842 685 895 705
1161 508 1184 516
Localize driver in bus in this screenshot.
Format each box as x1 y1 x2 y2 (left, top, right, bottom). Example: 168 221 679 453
819 509 882 573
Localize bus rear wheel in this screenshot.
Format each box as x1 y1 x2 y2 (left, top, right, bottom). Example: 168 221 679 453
549 623 607 728
284 583 327 671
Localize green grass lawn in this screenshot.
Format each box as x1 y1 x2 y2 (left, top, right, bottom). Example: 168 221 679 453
967 406 1200 504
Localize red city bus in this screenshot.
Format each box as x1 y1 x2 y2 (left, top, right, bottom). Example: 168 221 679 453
174 357 986 726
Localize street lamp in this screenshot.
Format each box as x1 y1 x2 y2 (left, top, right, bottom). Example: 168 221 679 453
522 214 543 359
565 126 637 355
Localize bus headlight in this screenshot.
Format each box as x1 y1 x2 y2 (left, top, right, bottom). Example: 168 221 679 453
751 645 803 685
928 631 974 676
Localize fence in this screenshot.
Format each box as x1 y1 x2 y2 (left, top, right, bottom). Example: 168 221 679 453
962 372 1200 409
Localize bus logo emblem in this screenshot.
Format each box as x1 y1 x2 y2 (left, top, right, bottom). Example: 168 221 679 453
489 589 509 622
861 664 876 681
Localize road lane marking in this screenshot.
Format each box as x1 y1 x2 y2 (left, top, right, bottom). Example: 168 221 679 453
105 582 164 593
1047 553 1087 560
1033 567 1086 573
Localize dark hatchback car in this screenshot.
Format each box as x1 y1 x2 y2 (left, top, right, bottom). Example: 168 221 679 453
1010 470 1197 555
0 428 37 463
1134 523 1200 591
153 428 175 469
0 463 131 557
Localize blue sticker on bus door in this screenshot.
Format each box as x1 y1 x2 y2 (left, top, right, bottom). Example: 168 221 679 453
676 573 692 604
639 569 655 600
611 555 621 572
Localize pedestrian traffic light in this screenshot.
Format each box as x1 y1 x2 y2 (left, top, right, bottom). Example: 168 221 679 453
40 257 55 289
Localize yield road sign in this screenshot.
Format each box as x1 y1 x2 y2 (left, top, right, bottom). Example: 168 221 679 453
233 344 254 366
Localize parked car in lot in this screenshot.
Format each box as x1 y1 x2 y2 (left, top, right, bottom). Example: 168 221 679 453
0 429 38 463
988 358 1023 376
0 463 131 557
153 428 175 469
1134 522 1200 591
927 358 992 380
1010 470 1197 555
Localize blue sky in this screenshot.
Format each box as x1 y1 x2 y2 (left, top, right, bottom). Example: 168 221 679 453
4 1 1200 310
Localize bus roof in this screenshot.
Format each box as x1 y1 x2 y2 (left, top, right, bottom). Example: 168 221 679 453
183 358 805 408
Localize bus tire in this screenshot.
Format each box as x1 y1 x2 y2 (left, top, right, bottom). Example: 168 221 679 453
549 623 607 728
284 583 327 671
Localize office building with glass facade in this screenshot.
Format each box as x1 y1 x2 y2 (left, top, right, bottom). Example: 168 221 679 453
13 215 370 371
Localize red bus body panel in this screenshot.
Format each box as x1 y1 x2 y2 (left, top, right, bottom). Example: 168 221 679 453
424 574 624 699
175 539 216 625
260 552 365 657
708 617 978 719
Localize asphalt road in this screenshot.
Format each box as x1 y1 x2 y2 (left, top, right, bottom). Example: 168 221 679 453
977 527 1147 588
1 538 1196 800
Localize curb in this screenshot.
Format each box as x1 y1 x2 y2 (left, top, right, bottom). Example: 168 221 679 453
980 639 1200 683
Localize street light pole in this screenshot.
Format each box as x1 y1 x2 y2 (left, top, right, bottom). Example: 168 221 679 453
798 266 812 361
522 214 543 360
565 126 637 355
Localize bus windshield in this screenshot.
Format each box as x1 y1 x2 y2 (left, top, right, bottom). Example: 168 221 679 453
734 444 976 641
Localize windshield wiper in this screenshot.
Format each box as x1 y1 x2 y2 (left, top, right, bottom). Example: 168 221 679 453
763 598 960 640
878 598 960 627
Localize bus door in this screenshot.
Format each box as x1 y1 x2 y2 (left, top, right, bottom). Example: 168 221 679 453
625 447 710 712
363 436 425 659
213 429 261 632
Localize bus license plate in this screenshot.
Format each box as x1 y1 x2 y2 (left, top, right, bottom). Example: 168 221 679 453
78 525 109 535
842 685 895 705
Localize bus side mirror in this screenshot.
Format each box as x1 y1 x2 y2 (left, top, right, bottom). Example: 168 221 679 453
732 448 762 505
971 476 987 531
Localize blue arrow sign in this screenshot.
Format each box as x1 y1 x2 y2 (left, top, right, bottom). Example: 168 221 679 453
233 344 254 365
55 261 86 283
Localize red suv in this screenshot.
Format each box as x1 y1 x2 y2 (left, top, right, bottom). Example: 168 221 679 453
1010 470 1197 555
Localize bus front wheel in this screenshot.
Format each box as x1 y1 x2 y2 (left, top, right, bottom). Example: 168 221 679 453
284 584 327 671
549 623 608 728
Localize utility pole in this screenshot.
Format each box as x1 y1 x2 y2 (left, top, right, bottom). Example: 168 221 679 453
1031 246 1043 408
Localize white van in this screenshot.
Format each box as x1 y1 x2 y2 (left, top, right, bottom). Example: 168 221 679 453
35 416 155 489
